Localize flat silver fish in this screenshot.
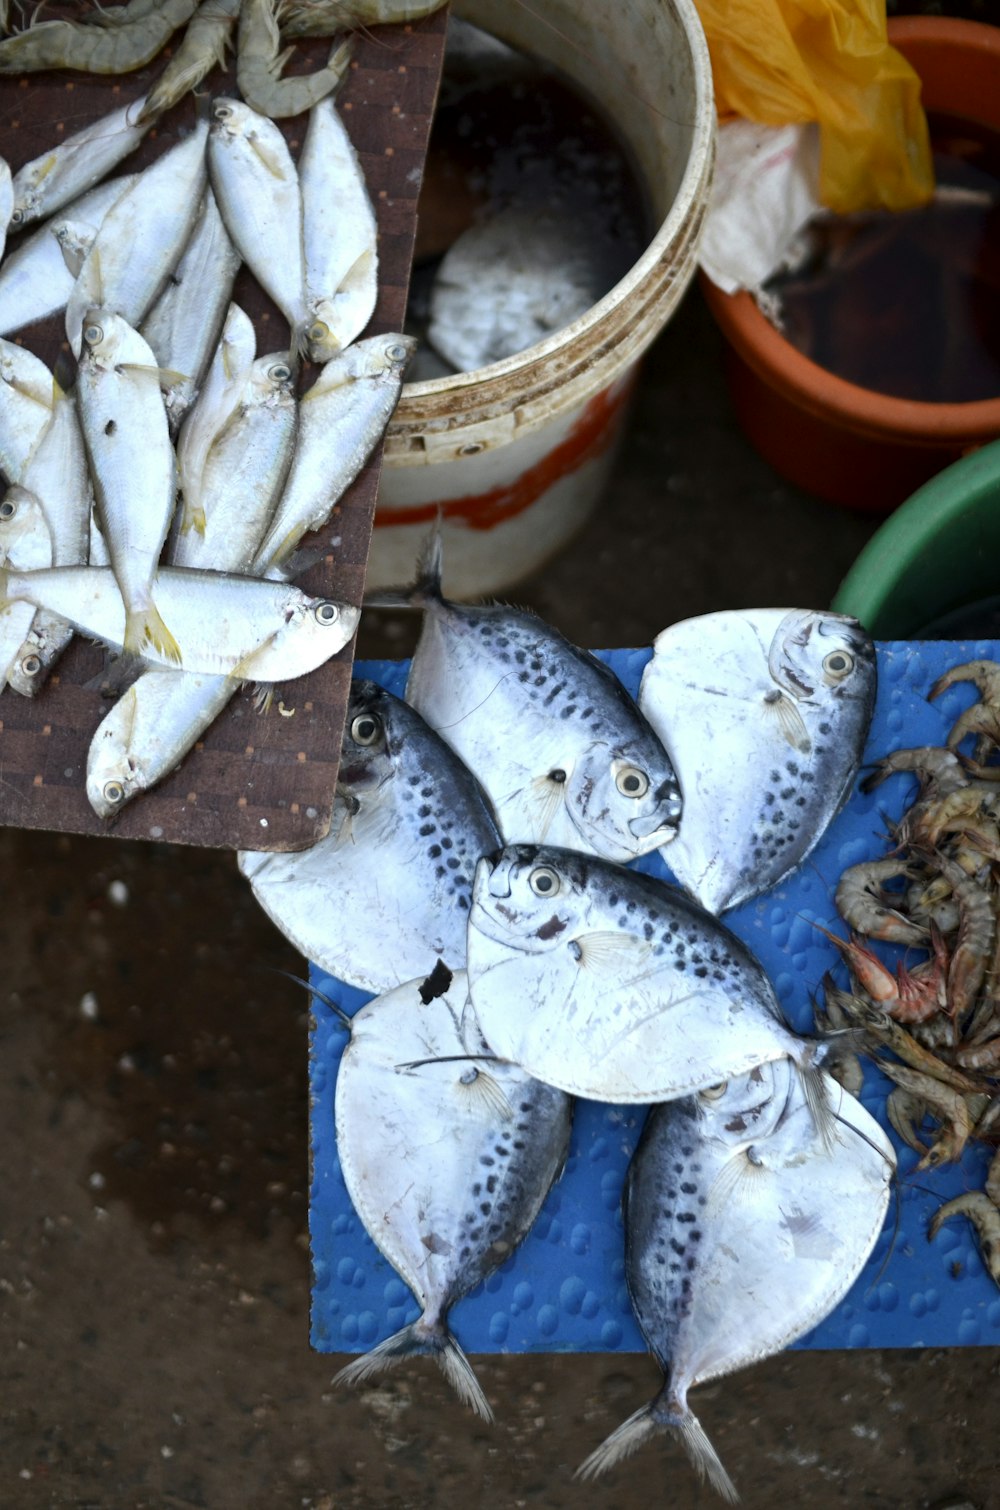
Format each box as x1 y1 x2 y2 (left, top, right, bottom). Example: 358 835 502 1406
10 95 151 228
299 97 377 362
578 1062 893 1496
639 609 876 913
371 533 682 862
467 843 833 1125
239 680 502 990
331 970 572 1417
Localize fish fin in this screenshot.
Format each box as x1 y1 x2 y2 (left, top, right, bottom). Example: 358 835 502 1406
180 501 207 536
573 932 654 974
334 1318 493 1422
455 1066 513 1123
229 631 279 684
763 689 811 753
124 605 182 665
115 362 191 387
797 1056 838 1154
575 1401 662 1480
253 682 275 715
248 131 291 180
363 521 444 610
707 1148 771 1214
518 772 566 841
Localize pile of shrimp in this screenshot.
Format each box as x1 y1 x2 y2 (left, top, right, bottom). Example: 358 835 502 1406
0 0 446 120
818 658 1000 1287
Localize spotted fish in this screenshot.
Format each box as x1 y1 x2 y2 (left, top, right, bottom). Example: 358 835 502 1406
329 970 573 1417
638 609 876 913
239 681 501 991
467 843 834 1134
368 532 682 862
578 1061 894 1496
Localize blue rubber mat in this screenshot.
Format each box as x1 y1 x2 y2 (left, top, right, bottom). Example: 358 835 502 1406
310 642 1000 1354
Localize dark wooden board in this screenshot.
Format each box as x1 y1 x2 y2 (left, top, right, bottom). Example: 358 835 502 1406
0 5 447 850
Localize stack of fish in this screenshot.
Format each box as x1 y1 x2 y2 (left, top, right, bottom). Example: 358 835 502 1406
0 81 416 816
242 543 896 1499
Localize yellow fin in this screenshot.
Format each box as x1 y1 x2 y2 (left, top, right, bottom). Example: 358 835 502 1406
455 1066 513 1124
763 689 811 753
116 362 191 386
124 605 182 664
229 629 279 684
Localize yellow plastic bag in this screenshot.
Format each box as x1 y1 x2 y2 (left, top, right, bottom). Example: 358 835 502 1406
693 0 934 213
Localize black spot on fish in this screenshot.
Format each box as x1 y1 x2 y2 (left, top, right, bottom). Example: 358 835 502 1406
418 804 432 817
726 1115 747 1133
818 721 831 734
786 762 800 776
472 1183 481 1196
104 419 116 435
536 914 566 940
681 1182 697 1194
480 1155 494 1167
670 1238 685 1257
428 843 441 858
419 822 434 836
694 967 708 978
480 1202 491 1216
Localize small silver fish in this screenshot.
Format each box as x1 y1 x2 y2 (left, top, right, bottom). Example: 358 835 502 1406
299 97 377 362
578 1062 893 1496
370 533 683 862
10 96 151 228
239 680 501 990
467 843 833 1127
639 609 877 913
330 970 572 1417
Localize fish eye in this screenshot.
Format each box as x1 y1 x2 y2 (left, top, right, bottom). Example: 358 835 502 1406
268 362 292 383
350 713 380 746
103 780 125 805
308 321 329 343
823 650 854 680
616 766 649 798
314 601 340 625
10 208 23 226
213 102 234 121
385 341 409 363
0 498 16 520
700 1081 728 1100
83 322 103 347
528 865 560 897
20 654 41 677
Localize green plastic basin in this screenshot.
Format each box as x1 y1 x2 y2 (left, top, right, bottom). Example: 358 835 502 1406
832 438 1000 638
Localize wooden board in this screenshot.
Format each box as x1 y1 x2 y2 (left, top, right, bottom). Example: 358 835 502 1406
0 5 447 850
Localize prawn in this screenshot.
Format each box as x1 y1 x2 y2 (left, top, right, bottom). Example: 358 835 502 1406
860 745 967 799
0 0 197 73
919 851 995 1023
820 975 980 1093
281 0 447 36
928 1191 1000 1286
835 856 925 945
815 922 947 1025
139 0 241 123
932 659 1000 763
880 1060 975 1169
237 0 354 119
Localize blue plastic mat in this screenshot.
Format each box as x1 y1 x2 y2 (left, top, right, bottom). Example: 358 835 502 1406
310 642 1000 1353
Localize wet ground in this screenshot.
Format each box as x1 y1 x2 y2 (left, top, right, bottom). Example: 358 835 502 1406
4 284 1000 1509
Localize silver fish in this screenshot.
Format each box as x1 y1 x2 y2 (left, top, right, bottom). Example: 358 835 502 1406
467 843 833 1125
0 485 51 683
330 970 572 1417
176 300 257 537
250 334 414 571
577 1063 893 1495
76 311 179 659
10 95 151 229
0 339 54 483
0 563 360 680
140 186 241 434
371 534 683 862
207 98 307 345
299 97 377 363
0 174 137 339
639 609 877 913
238 679 502 990
65 119 209 357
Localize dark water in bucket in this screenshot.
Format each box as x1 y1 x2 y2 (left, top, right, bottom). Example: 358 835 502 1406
763 113 1000 405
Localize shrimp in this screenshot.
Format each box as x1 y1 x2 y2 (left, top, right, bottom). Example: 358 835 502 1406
928 1192 1000 1286
85 0 165 27
860 745 967 798
0 0 196 74
820 975 980 1092
922 852 995 1022
835 856 925 945
139 0 241 123
814 922 947 1025
281 0 447 36
237 0 354 119
880 1060 974 1169
932 659 1000 764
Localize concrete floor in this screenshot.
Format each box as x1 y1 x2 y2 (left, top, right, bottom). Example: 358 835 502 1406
3 285 999 1510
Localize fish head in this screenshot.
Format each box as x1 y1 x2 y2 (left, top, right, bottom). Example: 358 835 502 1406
564 741 683 862
768 610 876 707
337 679 399 793
78 308 147 372
0 486 52 570
86 687 145 819
285 595 361 669
247 352 296 407
695 1058 796 1150
470 843 592 955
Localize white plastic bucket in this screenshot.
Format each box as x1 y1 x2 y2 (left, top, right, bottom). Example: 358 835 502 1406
369 0 716 598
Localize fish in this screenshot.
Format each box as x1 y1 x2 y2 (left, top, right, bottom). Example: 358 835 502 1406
369 533 683 862
0 339 54 484
250 334 414 571
207 98 307 344
0 485 52 684
238 679 502 990
175 300 257 537
299 97 378 363
140 186 242 434
328 969 572 1417
65 118 209 357
577 1062 894 1495
9 95 151 228
0 157 12 263
76 311 180 660
638 609 877 913
0 564 360 680
466 843 834 1125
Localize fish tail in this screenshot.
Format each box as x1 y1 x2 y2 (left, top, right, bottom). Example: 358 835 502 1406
364 520 444 610
576 1392 738 1500
333 1316 493 1422
124 604 183 665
